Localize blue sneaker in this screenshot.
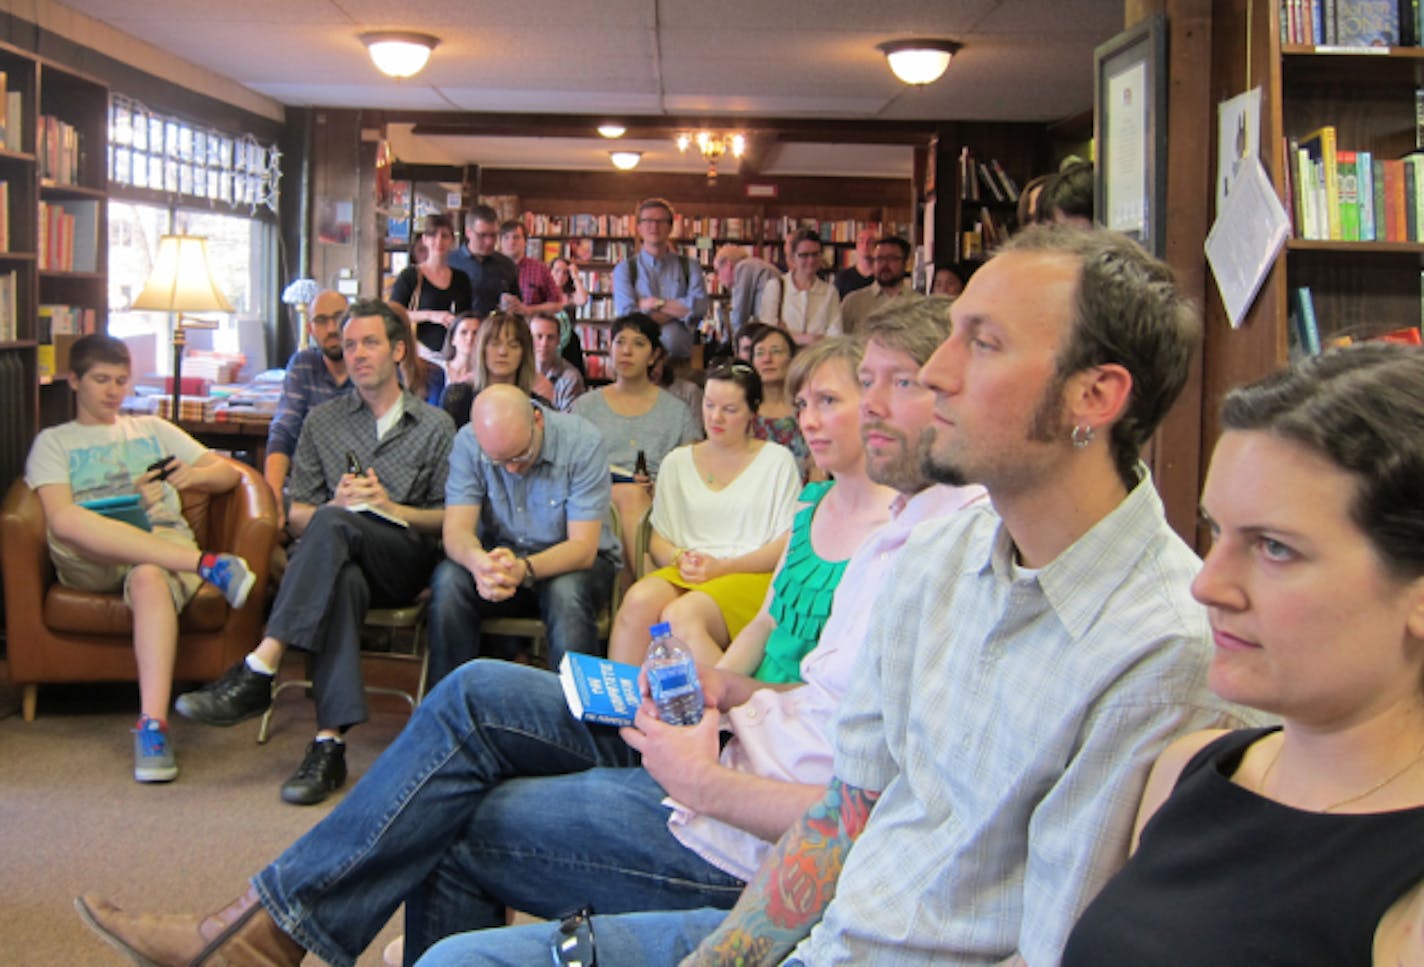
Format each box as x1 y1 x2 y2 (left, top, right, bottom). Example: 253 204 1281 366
198 552 256 609
132 717 178 783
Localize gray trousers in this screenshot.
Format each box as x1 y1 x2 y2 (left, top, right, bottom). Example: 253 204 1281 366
265 505 439 730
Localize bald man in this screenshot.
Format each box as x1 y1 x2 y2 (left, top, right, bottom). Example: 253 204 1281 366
427 384 621 685
264 290 354 531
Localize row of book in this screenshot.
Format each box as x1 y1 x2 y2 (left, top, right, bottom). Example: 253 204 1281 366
1288 286 1424 358
758 217 898 244
0 71 25 153
37 303 95 343
37 199 100 272
1284 125 1421 241
960 207 1012 261
958 148 1021 204
1280 0 1420 46
38 114 84 185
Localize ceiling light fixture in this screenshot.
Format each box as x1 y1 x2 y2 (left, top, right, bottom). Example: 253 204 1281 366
877 39 962 85
609 150 643 171
361 31 440 79
675 130 746 184
597 123 627 139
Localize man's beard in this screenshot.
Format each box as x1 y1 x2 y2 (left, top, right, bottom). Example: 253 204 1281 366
865 423 934 492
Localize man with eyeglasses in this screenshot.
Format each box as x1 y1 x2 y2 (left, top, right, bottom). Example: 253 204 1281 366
263 289 354 533
448 204 521 316
424 383 621 687
839 235 923 335
766 228 843 345
612 197 708 362
174 300 455 806
711 244 780 339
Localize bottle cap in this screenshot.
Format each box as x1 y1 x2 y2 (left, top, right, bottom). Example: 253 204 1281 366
649 621 671 637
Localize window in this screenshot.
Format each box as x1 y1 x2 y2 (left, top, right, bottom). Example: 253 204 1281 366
107 98 280 378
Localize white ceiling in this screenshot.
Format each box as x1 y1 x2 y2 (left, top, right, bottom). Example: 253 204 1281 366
54 0 1125 176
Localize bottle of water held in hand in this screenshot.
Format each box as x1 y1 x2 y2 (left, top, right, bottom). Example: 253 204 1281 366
645 622 704 726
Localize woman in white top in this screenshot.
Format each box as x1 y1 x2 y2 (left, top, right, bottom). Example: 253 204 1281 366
766 227 842 345
608 362 801 665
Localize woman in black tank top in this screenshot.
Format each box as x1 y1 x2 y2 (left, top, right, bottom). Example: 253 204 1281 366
1064 344 1424 966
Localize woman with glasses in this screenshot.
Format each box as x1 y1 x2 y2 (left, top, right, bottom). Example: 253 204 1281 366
438 310 538 428
748 325 811 479
389 213 473 363
608 362 801 666
571 314 701 583
1062 344 1424 966
766 228 843 346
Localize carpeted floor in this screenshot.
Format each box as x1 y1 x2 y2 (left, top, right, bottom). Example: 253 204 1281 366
0 669 412 965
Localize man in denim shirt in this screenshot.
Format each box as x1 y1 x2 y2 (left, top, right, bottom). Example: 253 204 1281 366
426 383 620 685
175 300 454 806
263 289 353 531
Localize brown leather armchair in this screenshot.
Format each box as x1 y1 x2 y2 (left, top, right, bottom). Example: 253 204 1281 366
1 457 277 721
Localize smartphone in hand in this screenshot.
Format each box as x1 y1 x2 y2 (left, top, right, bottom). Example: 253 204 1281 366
146 455 177 481
345 450 364 475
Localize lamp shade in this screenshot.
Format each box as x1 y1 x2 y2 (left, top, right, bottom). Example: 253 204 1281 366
130 235 234 314
878 39 962 85
361 32 439 79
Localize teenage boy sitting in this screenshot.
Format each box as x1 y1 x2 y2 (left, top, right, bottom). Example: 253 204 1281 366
22 333 256 784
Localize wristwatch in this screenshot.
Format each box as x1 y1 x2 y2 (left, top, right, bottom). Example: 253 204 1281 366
519 557 537 588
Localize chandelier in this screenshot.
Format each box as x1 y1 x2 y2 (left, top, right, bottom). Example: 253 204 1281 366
676 130 746 184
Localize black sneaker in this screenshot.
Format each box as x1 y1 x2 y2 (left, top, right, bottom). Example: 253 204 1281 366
174 659 273 727
281 739 348 806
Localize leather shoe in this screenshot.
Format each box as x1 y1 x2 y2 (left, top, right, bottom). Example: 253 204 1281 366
175 659 273 727
281 739 347 805
75 885 304 966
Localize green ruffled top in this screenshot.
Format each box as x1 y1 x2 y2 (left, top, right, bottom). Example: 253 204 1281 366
754 481 849 683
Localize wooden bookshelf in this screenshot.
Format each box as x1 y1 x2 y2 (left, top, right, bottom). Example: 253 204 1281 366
0 41 108 493
1203 0 1424 456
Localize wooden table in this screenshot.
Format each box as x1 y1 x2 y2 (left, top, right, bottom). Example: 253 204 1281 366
178 418 272 469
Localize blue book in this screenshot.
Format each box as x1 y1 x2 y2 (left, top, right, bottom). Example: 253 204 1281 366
1291 286 1324 355
559 653 643 727
79 493 152 531
1336 0 1399 45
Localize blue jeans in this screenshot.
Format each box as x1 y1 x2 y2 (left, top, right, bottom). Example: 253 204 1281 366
251 660 745 967
425 554 616 688
415 907 729 966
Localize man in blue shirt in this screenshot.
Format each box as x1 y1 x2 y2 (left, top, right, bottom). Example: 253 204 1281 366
263 289 353 531
425 384 620 685
612 197 707 361
447 205 520 316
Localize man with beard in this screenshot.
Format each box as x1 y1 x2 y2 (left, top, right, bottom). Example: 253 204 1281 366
839 235 924 335
74 300 983 967
264 289 353 532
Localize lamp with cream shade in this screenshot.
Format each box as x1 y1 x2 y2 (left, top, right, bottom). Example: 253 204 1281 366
129 234 233 423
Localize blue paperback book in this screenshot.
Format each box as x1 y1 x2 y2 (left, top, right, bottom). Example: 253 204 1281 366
79 493 152 531
559 653 643 727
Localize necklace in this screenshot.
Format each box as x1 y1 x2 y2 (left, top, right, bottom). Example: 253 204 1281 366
1260 733 1424 812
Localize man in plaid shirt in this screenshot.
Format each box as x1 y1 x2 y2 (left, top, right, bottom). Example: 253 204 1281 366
174 299 455 806
499 219 565 318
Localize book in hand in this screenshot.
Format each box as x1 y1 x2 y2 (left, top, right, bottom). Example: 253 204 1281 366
343 502 409 528
80 493 152 531
559 652 643 727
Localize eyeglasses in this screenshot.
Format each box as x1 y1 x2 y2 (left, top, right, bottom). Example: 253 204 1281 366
481 420 539 467
638 217 672 226
549 905 597 967
753 345 789 359
873 254 906 264
794 250 821 259
311 313 341 326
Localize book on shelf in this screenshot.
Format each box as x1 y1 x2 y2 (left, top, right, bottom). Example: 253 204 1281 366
558 652 643 727
1289 286 1322 355
1299 126 1341 239
1361 151 1379 240
5 91 21 152
0 270 15 342
0 179 7 251
1336 150 1361 240
1281 0 1406 45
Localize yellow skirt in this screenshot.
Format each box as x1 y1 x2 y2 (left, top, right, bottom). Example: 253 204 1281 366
648 566 772 640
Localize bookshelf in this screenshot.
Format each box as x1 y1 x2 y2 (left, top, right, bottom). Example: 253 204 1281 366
0 40 108 493
1203 0 1424 452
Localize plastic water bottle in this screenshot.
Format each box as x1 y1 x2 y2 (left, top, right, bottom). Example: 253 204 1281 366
645 622 704 726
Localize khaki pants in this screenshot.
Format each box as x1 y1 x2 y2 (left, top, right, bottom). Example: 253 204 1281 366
48 523 203 613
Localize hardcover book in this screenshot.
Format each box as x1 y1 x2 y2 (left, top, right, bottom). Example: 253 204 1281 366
559 653 643 727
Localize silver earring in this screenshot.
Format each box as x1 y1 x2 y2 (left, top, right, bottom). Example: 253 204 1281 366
1070 424 1095 449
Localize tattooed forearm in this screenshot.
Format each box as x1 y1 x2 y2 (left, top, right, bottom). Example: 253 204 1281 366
681 778 881 967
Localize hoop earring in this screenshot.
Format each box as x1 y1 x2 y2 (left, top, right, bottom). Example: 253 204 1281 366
1070 424 1095 449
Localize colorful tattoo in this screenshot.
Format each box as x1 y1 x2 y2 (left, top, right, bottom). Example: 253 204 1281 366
687 778 881 966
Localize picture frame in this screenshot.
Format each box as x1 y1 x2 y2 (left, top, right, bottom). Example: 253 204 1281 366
1094 14 1168 257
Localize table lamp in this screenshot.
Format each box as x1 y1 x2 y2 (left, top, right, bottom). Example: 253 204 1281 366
130 234 233 424
282 277 321 349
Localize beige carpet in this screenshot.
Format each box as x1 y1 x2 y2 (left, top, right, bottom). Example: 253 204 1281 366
0 669 412 965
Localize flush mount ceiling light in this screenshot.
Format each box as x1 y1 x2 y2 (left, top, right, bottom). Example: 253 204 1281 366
877 39 962 85
361 31 440 79
609 150 643 171
597 123 627 139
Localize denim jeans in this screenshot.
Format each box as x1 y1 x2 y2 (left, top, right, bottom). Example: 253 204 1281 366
415 907 729 966
251 660 745 967
425 554 616 688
